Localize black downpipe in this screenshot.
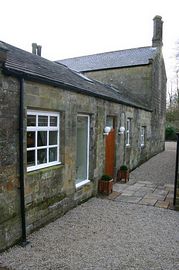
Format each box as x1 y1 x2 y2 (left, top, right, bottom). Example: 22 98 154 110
19 78 28 246
173 133 179 207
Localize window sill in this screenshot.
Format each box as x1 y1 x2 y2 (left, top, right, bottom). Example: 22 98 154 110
27 162 62 173
75 179 91 189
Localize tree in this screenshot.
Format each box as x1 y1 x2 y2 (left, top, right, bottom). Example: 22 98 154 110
167 40 179 110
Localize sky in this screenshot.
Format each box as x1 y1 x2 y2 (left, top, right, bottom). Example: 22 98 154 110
1 0 179 91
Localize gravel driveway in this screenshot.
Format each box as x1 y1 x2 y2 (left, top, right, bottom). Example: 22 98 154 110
0 142 179 270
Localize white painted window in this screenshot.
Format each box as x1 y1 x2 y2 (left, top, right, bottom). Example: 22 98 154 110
126 118 131 146
76 114 90 188
141 126 145 147
27 110 60 172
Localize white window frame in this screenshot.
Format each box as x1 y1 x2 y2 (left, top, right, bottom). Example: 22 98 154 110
27 110 60 172
140 126 145 147
75 114 90 188
126 118 131 146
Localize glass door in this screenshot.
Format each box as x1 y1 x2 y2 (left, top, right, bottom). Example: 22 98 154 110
76 115 90 186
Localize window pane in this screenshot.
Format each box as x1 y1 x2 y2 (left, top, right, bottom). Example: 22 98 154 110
76 116 89 183
49 147 57 162
37 149 47 164
27 115 36 126
49 131 57 145
50 116 57 126
37 131 47 146
27 132 35 148
127 119 130 131
38 115 48 126
27 150 35 167
141 127 145 146
106 116 114 128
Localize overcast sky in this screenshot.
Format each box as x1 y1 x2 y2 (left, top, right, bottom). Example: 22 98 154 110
1 0 179 87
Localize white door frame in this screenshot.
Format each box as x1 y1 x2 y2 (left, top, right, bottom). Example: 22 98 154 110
76 114 90 188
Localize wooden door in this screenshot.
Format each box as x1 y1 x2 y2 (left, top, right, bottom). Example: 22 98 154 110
105 128 115 178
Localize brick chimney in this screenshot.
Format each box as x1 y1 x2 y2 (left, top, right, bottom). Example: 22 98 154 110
32 43 42 56
0 42 8 67
152 15 163 47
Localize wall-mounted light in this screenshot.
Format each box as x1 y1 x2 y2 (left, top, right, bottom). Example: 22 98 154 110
103 126 112 136
118 126 125 135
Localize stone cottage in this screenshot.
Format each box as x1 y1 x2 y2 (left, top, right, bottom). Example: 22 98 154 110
0 16 166 251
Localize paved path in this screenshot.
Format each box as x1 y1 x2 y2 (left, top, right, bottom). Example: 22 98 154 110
0 142 178 270
111 142 176 209
130 142 176 186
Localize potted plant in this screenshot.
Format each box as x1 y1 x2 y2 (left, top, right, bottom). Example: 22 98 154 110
117 165 129 182
98 174 113 195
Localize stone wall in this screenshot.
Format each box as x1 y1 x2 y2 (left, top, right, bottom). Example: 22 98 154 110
84 48 166 156
0 72 22 251
150 49 166 153
0 74 158 251
84 65 152 107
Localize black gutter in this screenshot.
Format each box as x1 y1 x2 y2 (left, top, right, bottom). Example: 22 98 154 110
19 77 28 246
173 133 179 207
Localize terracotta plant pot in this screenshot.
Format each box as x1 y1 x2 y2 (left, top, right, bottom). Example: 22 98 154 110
117 169 129 182
98 179 113 195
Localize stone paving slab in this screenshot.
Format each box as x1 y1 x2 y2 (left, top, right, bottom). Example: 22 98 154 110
153 189 169 196
139 197 158 206
107 142 175 209
164 184 175 191
144 193 167 201
166 192 174 199
107 191 121 200
109 181 174 209
133 190 149 197
115 195 142 204
155 200 170 208
121 191 135 196
113 184 128 192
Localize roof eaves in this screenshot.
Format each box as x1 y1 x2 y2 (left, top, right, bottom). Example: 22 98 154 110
83 62 152 73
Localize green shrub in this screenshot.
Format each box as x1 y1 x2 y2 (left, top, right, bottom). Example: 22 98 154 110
165 126 177 141
101 175 113 181
120 165 128 171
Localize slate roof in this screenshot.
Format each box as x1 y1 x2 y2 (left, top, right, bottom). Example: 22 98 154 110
0 41 151 111
56 46 158 72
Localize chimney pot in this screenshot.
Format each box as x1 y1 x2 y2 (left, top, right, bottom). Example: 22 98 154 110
37 45 42 56
32 43 37 54
32 43 42 56
152 15 163 47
